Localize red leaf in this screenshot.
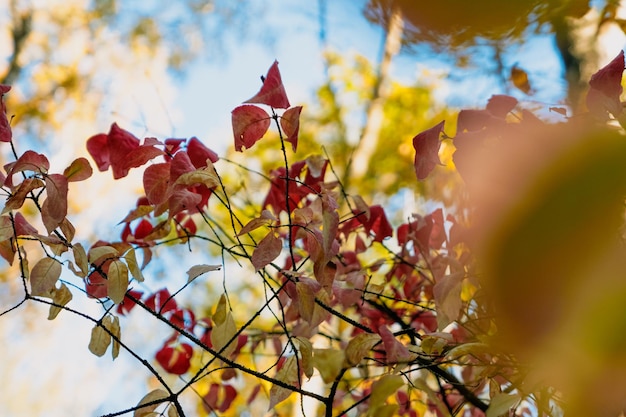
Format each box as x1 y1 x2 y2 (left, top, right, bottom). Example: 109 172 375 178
457 109 493 132
86 133 110 171
168 188 202 217
232 105 271 152
168 307 196 330
280 105 302 152
378 324 413 363
108 123 141 179
155 342 193 375
116 289 143 315
164 138 185 160
356 205 393 242
145 288 177 314
0 85 12 143
4 150 50 188
133 219 153 240
413 121 444 181
486 95 518 118
169 151 196 183
187 137 219 168
244 60 291 109
123 142 164 173
86 268 109 299
13 212 38 236
143 162 171 205
251 232 282 271
42 174 68 233
587 50 624 117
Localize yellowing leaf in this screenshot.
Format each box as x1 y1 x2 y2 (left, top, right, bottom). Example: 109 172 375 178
48 283 72 320
30 257 62 296
173 166 219 188
88 245 118 264
311 348 345 383
72 243 89 277
134 389 169 417
88 322 111 357
211 295 237 358
486 393 520 417
251 231 282 271
186 264 221 283
63 157 93 182
167 405 179 417
346 333 381 366
0 215 13 241
294 336 314 379
433 272 464 329
268 355 298 410
59 218 75 242
107 260 129 304
368 374 404 416
105 315 121 360
124 248 144 282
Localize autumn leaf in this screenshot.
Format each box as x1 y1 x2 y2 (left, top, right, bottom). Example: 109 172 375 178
173 166 219 189
294 336 314 378
369 375 404 413
41 174 68 233
88 321 112 357
413 120 444 180
143 162 171 205
187 137 219 168
47 283 72 320
30 257 62 296
156 342 193 374
186 264 221 283
486 393 520 417
134 389 169 417
232 104 271 152
486 94 518 118
245 60 291 109
63 157 93 182
107 123 142 179
280 105 302 151
0 215 13 241
311 348 345 383
4 150 49 188
268 355 299 409
2 178 44 214
104 315 121 359
211 295 238 357
378 324 415 364
251 231 282 271
345 333 381 366
124 248 144 282
587 50 625 118
510 65 532 94
433 272 464 329
107 259 129 304
0 84 12 143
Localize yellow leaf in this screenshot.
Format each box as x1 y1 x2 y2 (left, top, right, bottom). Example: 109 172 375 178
268 356 298 410
173 166 219 188
211 296 237 357
345 333 381 366
30 257 62 296
88 245 118 265
108 260 129 304
88 322 111 357
510 65 532 94
134 389 169 417
104 315 121 360
294 336 314 378
212 294 228 325
368 374 404 416
167 405 179 417
186 264 221 283
72 243 88 277
486 393 520 417
48 283 72 320
312 348 345 383
124 248 144 282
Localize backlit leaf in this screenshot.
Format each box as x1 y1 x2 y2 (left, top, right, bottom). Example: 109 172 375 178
251 231 282 271
186 264 221 283
486 393 520 417
108 259 129 304
280 105 302 151
63 157 93 182
232 105 271 152
88 322 111 357
433 272 464 329
0 215 12 241
108 123 141 179
311 348 345 383
510 65 532 94
294 336 314 378
143 163 171 205
268 355 298 409
30 257 62 296
345 333 381 366
187 137 219 168
72 243 89 277
48 283 72 320
124 249 144 282
173 166 219 189
486 94 518 118
369 375 404 411
134 389 169 417
4 151 49 188
413 120 444 180
0 84 12 143
587 50 624 117
41 174 68 233
2 178 44 214
211 309 237 358
245 60 291 109
88 245 118 265
106 315 121 359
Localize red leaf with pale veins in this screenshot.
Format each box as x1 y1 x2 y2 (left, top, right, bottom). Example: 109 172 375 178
486 95 518 118
123 142 164 173
169 151 196 183
280 106 302 152
155 342 193 375
187 137 219 168
63 157 93 182
0 85 12 143
86 133 110 171
232 105 271 152
413 121 444 181
107 123 140 179
143 163 171 205
13 212 38 236
251 232 282 271
42 174 68 233
3 178 44 213
244 60 291 109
